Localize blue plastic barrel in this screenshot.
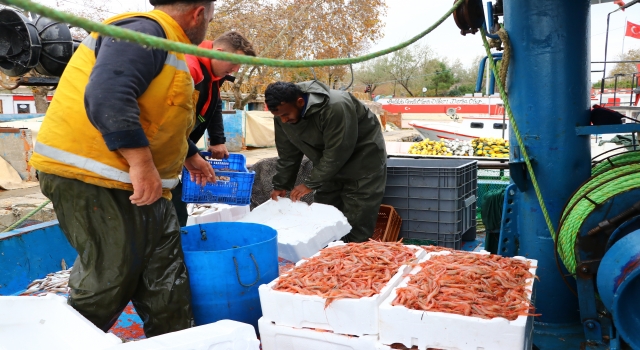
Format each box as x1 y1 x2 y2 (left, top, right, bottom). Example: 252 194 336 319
181 222 278 332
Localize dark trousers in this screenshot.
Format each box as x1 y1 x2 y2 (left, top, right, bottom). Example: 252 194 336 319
314 165 387 243
170 179 189 227
39 173 194 337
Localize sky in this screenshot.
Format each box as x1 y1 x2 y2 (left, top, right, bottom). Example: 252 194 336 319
367 0 640 84
30 0 640 82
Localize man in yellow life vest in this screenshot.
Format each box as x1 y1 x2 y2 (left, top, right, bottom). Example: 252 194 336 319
29 0 217 337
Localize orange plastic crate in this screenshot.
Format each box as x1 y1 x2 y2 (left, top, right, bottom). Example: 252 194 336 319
372 204 402 242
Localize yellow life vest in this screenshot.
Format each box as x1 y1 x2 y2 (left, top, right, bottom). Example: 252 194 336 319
30 10 196 199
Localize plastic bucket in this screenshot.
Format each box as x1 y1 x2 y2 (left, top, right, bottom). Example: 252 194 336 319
181 222 278 332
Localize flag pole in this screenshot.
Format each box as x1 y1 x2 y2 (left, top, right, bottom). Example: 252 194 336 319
602 9 620 105
623 18 627 56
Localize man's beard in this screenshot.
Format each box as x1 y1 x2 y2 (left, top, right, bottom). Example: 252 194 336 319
185 17 207 44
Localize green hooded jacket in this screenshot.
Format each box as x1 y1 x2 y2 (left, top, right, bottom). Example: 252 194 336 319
272 80 387 190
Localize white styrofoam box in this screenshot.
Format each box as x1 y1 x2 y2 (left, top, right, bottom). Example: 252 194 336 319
239 198 351 263
258 317 381 350
378 252 538 350
112 320 260 350
0 294 122 350
186 203 250 226
259 243 426 336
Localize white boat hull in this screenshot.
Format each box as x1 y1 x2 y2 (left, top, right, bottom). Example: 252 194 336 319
409 121 628 159
410 121 509 141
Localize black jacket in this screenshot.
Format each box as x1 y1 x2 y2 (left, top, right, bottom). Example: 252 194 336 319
273 80 387 190
189 59 235 145
188 60 235 151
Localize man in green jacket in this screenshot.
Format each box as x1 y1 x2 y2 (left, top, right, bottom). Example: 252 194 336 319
265 80 387 243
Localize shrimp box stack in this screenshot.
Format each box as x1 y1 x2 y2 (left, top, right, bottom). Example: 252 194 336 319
258 318 384 350
258 241 426 349
378 248 538 350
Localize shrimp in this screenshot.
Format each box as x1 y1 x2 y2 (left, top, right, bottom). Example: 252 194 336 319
274 241 416 308
393 251 536 321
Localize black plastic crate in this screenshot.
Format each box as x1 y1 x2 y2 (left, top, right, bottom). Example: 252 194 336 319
382 158 478 249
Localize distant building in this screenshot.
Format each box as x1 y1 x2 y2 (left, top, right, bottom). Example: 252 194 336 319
0 89 53 114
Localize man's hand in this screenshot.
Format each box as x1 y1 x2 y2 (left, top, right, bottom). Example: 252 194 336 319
185 153 216 186
271 189 287 201
119 147 162 206
290 184 313 202
207 144 229 159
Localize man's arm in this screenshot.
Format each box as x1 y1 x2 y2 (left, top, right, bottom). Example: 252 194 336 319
84 17 167 151
84 18 168 205
272 120 304 191
206 93 229 159
119 147 162 206
207 92 226 145
187 139 200 158
304 102 358 189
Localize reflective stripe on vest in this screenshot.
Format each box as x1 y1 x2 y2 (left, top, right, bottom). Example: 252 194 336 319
81 35 189 73
82 36 97 50
165 53 190 73
35 142 180 189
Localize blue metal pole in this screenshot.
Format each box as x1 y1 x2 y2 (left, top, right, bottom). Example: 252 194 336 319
476 57 488 93
505 0 591 325
476 54 502 93
488 57 502 95
487 1 496 32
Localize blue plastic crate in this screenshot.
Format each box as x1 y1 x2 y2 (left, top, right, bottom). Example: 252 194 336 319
181 153 255 205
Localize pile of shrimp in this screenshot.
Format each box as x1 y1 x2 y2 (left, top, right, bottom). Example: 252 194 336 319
392 251 538 320
274 241 416 307
421 245 454 253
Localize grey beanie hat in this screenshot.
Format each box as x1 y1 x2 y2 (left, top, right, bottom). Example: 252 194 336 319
149 0 215 6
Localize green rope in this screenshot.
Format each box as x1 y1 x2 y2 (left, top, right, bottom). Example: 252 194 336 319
558 165 640 273
548 152 640 273
0 0 464 68
479 27 559 250
555 159 640 273
570 164 640 217
1 199 51 233
592 151 640 177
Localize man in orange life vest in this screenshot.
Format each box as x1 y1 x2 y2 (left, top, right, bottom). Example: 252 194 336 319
30 0 217 337
172 31 256 226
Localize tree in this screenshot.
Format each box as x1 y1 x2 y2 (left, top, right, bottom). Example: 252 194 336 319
207 0 387 110
429 61 455 96
383 43 433 97
354 57 390 98
448 58 466 83
52 0 116 40
464 55 486 94
447 57 482 95
606 49 640 88
29 74 50 113
610 49 640 78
